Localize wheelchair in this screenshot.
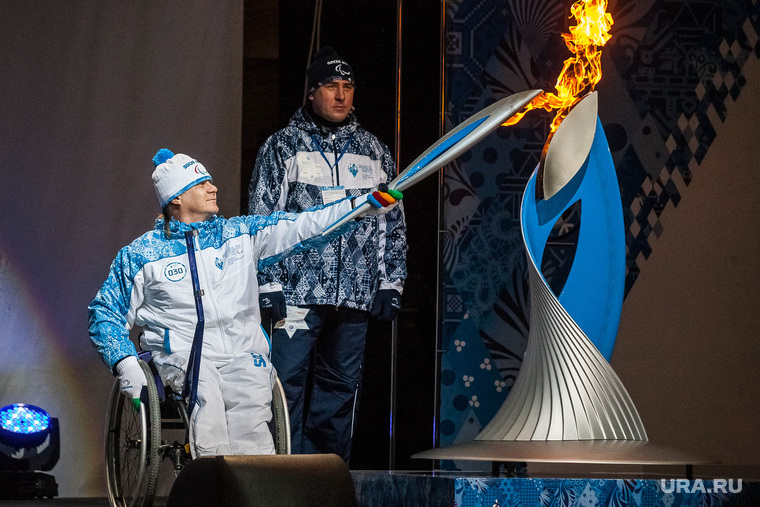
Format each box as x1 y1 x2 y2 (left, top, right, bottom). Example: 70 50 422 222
104 354 291 507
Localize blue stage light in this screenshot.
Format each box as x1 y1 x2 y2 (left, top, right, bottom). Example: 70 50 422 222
1 404 50 437
0 403 59 499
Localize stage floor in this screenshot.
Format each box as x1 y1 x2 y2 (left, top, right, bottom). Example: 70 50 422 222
3 472 759 506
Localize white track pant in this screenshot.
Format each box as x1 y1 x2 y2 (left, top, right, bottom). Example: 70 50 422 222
154 352 275 457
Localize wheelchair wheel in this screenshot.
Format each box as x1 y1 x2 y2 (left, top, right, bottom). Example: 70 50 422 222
271 376 291 454
105 359 161 507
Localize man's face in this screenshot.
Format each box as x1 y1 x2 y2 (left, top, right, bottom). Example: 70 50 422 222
310 80 355 123
176 180 218 223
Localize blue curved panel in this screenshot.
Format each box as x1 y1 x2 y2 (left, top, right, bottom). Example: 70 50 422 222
522 118 624 360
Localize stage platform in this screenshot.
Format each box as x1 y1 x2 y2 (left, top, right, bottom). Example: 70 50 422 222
352 472 760 506
3 472 758 506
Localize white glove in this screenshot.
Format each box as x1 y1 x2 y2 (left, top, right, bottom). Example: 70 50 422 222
353 184 403 217
115 355 148 410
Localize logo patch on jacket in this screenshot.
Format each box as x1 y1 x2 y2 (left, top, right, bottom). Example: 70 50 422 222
215 258 224 270
164 262 187 282
348 163 358 177
296 152 324 182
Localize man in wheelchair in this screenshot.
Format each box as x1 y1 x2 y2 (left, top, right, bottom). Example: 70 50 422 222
88 149 402 458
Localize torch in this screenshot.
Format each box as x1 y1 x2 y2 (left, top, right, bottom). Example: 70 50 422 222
322 88 544 235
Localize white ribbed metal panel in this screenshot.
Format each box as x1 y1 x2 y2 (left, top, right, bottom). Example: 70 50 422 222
476 255 647 441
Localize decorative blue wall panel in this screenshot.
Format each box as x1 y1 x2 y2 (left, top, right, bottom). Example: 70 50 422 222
455 477 759 507
351 474 759 507
440 0 760 464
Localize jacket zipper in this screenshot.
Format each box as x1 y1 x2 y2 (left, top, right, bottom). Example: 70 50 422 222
192 231 227 354
331 132 343 307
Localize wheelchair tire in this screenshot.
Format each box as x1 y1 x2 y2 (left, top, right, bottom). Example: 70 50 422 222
271 376 291 454
105 359 162 507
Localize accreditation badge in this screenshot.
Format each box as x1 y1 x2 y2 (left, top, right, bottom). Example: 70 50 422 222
321 186 346 204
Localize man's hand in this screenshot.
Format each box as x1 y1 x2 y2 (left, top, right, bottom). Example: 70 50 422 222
354 184 403 216
115 355 148 411
371 289 402 321
259 291 287 323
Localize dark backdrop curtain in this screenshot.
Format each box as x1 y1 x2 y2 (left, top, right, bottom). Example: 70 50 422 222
0 1 243 496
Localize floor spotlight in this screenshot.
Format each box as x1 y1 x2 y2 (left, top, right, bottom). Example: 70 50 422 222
0 403 59 499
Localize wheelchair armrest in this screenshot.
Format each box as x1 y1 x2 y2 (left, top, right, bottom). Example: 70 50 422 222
137 352 166 403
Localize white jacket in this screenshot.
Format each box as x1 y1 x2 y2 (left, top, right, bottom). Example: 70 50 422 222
88 200 353 371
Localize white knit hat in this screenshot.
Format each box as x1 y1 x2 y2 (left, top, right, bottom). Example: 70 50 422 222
151 149 212 208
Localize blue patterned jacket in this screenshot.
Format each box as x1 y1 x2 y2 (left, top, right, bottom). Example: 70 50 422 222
88 202 354 372
248 107 407 311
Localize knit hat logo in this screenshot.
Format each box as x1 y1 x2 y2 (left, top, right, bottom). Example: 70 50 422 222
183 159 208 175
329 61 351 76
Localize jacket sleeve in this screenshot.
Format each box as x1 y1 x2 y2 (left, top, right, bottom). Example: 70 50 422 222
88 247 142 372
377 142 408 293
247 199 356 270
248 136 289 292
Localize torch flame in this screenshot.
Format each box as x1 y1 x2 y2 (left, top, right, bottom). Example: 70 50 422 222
505 0 613 131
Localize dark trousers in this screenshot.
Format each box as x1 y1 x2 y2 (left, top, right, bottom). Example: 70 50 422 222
271 305 369 462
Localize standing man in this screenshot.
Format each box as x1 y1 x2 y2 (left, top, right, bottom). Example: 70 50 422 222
249 46 407 461
89 148 400 458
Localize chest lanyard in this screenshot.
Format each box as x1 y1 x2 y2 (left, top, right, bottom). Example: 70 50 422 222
182 230 205 414
310 133 354 182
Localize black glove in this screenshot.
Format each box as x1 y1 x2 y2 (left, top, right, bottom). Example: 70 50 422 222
259 291 287 322
370 289 402 321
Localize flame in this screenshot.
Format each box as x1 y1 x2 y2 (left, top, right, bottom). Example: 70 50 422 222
504 0 613 131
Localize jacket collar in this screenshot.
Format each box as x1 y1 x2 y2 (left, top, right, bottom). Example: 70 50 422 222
154 215 220 239
289 105 359 138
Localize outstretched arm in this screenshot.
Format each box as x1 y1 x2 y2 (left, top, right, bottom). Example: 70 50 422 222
249 186 403 269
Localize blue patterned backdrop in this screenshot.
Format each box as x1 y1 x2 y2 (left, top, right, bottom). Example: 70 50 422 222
352 475 760 506
439 0 760 468
454 477 760 507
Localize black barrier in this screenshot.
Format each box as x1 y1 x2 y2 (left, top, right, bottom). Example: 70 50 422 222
167 454 358 507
